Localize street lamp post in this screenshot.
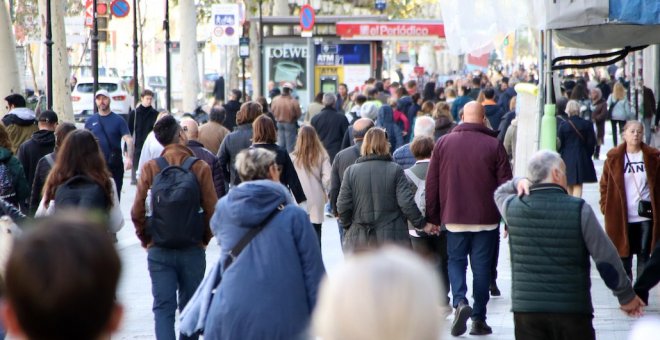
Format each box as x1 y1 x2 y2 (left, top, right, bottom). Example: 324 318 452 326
164 0 171 112
45 0 53 110
92 0 99 112
132 0 139 108
259 0 263 98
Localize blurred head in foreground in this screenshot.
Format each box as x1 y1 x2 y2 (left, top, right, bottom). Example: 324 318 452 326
1 214 122 340
312 246 443 340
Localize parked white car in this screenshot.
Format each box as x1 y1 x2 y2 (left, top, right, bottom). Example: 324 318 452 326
71 77 134 122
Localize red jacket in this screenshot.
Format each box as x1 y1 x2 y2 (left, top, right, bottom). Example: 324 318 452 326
425 123 512 226
393 109 410 133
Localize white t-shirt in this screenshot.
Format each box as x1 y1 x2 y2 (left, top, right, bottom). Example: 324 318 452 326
624 151 651 222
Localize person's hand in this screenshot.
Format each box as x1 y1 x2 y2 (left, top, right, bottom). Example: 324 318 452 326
516 178 530 197
502 229 509 239
124 158 133 171
402 131 408 137
422 223 440 236
620 295 645 317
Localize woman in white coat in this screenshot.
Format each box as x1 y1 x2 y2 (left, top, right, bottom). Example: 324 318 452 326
290 125 331 247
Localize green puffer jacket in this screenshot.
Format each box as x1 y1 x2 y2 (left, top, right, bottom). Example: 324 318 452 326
337 154 425 252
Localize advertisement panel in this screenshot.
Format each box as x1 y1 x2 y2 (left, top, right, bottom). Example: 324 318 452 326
264 44 310 108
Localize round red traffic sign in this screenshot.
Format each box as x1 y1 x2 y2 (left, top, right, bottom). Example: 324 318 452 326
299 4 315 31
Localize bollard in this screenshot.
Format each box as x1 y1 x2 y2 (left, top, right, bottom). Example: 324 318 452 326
540 104 557 151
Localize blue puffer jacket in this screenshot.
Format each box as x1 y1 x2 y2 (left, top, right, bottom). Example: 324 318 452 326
203 180 325 340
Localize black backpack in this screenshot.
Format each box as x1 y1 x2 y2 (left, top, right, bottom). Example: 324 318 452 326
148 157 203 249
0 161 17 206
54 175 109 211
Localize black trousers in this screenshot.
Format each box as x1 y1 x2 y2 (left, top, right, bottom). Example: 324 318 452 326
492 225 501 282
635 240 660 304
611 120 626 146
411 231 450 305
621 220 652 280
312 223 322 249
514 312 595 340
109 162 124 202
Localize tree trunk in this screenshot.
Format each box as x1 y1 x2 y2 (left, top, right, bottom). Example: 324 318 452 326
248 1 261 98
0 2 22 116
180 0 200 113
272 0 289 35
39 0 74 122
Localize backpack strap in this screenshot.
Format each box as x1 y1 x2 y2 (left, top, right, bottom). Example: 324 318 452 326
404 168 423 187
181 157 199 171
155 157 169 172
45 154 55 167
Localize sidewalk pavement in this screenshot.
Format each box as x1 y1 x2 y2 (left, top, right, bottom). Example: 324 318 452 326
113 124 658 339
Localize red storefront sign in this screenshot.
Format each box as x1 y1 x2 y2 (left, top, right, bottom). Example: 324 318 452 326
336 22 445 40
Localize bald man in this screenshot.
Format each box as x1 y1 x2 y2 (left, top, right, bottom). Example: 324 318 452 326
329 118 374 242
181 119 225 198
426 101 512 336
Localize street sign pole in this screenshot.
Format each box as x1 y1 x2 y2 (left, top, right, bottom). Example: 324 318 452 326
45 0 53 110
92 0 99 112
164 0 171 112
239 37 250 103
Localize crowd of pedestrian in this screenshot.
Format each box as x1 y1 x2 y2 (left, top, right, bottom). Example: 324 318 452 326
1 62 660 340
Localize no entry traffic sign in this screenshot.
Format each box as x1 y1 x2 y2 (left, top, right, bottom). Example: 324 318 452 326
299 4 315 32
110 0 130 18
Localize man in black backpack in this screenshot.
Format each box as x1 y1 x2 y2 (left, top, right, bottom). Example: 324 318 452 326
131 115 217 340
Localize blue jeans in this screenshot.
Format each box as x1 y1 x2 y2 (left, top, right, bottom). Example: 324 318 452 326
447 229 498 321
148 246 206 340
277 122 297 153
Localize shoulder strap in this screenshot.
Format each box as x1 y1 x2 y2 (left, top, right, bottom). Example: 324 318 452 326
404 168 423 187
45 154 55 167
625 152 643 198
566 119 586 142
155 157 169 171
181 157 198 171
96 116 114 150
223 204 284 270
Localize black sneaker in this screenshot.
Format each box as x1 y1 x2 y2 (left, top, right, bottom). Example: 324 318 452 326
470 319 493 336
489 282 501 296
450 302 472 337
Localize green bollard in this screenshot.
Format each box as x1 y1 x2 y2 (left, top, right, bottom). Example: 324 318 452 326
540 104 557 151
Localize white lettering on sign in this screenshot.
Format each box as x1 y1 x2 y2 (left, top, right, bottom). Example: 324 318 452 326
269 46 309 59
359 25 430 36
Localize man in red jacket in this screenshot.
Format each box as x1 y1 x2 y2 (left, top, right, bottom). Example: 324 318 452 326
426 101 512 337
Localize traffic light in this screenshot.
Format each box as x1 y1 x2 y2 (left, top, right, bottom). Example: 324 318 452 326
97 1 109 43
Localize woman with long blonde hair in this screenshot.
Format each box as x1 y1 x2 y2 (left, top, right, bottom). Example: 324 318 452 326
608 82 632 145
290 125 331 246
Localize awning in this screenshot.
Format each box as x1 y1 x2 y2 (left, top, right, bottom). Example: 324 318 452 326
335 21 445 41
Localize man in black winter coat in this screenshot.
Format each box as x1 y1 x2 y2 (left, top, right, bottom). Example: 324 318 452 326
128 90 159 184
223 89 242 132
311 93 349 163
17 110 58 192
180 119 225 199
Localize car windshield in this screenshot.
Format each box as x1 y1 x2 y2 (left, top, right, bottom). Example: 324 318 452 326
148 77 166 86
76 82 119 93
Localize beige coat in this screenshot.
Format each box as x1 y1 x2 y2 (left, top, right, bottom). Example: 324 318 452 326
290 153 331 224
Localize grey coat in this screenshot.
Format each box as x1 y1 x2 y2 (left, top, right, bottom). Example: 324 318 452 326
337 154 425 252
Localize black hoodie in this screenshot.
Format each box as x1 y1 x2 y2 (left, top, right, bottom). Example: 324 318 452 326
17 129 55 188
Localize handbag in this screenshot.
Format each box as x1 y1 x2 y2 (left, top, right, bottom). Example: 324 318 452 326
179 204 284 336
625 152 653 219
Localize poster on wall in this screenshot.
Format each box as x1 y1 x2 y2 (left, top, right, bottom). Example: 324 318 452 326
264 44 310 108
267 45 308 90
342 65 372 92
